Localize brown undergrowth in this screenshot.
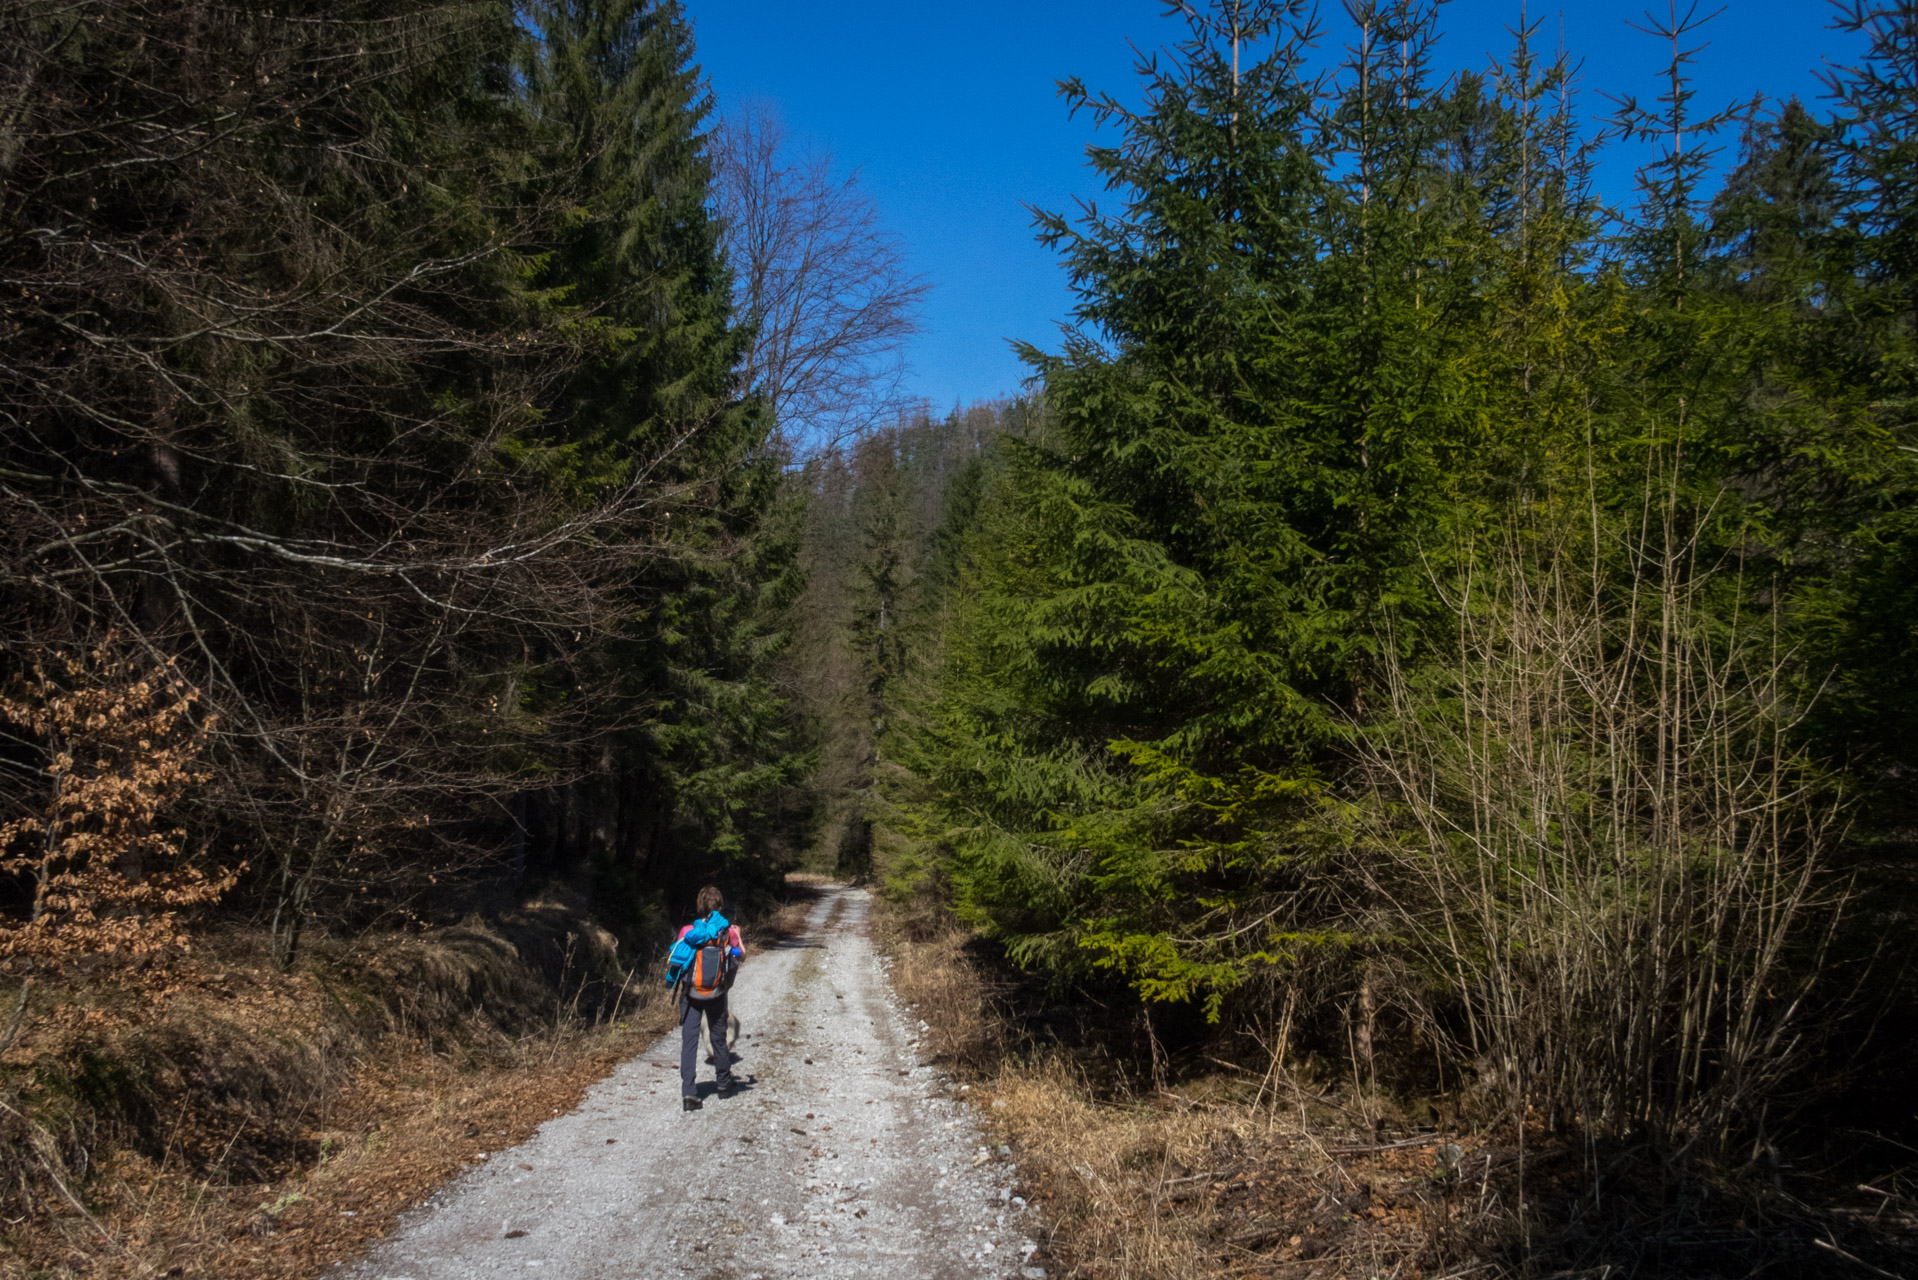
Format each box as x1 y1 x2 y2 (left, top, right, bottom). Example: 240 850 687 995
873 905 1482 1279
0 882 820 1280
2 1019 654 1280
872 900 1918 1280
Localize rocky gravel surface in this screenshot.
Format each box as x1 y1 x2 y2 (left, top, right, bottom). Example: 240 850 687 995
349 885 1038 1280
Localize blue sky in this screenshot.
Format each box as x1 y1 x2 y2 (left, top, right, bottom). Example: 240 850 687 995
686 1 1868 412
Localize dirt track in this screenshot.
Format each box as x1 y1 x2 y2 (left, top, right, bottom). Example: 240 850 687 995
350 885 1038 1280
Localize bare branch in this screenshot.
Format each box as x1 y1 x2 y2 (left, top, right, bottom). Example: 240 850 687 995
711 101 929 458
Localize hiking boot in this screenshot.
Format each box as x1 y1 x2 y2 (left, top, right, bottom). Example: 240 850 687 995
682 1097 702 1113
716 1080 737 1099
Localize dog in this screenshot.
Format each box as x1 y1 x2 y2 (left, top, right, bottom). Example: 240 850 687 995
702 1010 742 1065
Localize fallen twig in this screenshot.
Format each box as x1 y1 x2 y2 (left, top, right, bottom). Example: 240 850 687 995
1229 1222 1292 1246
1831 1206 1918 1231
1162 1166 1245 1188
1327 1134 1445 1155
1157 1086 1223 1110
1814 1235 1903 1279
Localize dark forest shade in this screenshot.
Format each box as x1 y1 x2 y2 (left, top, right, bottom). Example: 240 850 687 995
0 0 806 960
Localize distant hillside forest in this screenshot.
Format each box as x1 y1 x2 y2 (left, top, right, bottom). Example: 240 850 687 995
5 0 1917 1180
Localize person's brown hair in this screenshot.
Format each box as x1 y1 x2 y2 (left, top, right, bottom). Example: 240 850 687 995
696 885 724 915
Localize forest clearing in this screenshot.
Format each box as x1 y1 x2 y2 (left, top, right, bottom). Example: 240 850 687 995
3 0 1916 1276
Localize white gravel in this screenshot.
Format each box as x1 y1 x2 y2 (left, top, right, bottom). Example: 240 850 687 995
349 884 1038 1280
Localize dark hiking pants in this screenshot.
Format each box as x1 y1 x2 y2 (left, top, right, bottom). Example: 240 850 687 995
679 992 731 1098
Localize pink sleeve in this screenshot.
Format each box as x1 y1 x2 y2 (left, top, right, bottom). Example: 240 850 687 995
677 924 691 941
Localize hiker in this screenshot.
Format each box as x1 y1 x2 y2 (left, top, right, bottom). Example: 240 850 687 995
666 885 743 1112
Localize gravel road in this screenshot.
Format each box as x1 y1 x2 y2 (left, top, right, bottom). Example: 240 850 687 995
350 884 1038 1280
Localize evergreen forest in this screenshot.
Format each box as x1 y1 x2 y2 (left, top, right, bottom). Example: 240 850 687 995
2 0 1916 1274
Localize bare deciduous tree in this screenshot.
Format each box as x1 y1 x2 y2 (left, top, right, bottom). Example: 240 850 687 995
1357 458 1841 1153
711 102 929 456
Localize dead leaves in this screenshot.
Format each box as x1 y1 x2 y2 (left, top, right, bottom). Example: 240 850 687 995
0 636 237 977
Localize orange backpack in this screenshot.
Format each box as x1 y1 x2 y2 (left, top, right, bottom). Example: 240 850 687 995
687 940 729 1001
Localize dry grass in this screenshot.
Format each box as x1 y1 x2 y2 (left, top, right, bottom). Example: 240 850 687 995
867 900 1918 1280
986 1062 1502 1280
871 913 1480 1279
0 897 692 1279
873 915 1002 1074
2 1017 670 1279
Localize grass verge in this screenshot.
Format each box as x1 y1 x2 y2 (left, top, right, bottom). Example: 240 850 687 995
0 882 820 1279
871 900 1918 1279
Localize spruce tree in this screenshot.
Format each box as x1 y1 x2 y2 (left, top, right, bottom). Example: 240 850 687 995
899 0 1525 1017
1800 2 1918 815
510 0 807 919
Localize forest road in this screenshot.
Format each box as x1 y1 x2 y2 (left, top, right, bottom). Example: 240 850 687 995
350 884 1036 1280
